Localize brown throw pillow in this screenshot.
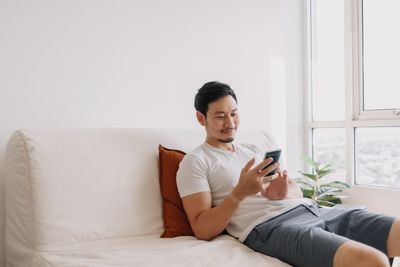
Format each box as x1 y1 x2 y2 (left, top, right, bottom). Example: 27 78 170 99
158 145 194 238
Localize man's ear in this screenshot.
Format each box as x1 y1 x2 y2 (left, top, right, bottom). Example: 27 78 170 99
196 111 206 126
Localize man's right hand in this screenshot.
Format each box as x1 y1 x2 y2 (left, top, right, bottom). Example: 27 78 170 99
231 157 279 202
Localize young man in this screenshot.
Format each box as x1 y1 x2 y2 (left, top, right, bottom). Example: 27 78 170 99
176 81 400 267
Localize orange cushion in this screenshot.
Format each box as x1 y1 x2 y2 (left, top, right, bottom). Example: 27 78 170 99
158 145 194 238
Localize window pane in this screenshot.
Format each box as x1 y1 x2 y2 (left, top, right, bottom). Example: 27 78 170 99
355 127 400 188
311 0 345 121
363 0 400 111
312 128 346 182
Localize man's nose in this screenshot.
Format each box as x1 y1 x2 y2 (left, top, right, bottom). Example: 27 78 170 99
224 116 235 127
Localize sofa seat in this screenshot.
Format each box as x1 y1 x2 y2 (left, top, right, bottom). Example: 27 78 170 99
36 234 290 267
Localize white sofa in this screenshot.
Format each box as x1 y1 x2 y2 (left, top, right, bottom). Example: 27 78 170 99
4 128 290 267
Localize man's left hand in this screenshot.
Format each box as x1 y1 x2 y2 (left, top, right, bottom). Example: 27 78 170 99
261 168 289 200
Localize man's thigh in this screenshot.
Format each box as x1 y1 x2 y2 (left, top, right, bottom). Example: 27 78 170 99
320 207 395 254
244 216 347 267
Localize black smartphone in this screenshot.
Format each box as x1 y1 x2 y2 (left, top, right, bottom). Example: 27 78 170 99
262 149 282 176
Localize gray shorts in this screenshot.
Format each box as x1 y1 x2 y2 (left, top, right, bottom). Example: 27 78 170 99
243 203 395 267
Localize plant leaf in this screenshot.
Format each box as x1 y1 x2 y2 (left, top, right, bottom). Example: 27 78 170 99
301 173 317 181
316 195 343 207
297 183 314 191
294 178 315 188
303 156 319 170
301 189 315 199
320 164 333 171
317 186 337 195
320 181 350 189
319 186 347 193
317 169 333 177
300 157 348 207
317 189 344 198
316 199 337 207
317 194 342 202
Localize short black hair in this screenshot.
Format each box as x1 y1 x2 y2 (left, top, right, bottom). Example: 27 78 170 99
194 81 237 117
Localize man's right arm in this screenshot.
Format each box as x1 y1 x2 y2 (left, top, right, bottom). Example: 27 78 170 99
181 157 278 241
181 190 241 241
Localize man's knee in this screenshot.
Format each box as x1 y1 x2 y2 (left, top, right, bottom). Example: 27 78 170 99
333 241 390 267
387 218 400 257
358 249 390 267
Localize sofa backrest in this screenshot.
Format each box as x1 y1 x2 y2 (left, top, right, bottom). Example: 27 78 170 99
5 128 276 248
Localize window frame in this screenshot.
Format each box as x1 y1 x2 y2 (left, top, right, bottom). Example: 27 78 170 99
354 0 400 121
304 0 400 190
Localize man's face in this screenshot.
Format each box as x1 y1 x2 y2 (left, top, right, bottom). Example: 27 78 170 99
198 95 240 144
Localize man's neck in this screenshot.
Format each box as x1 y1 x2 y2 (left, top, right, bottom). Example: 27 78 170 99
205 140 235 152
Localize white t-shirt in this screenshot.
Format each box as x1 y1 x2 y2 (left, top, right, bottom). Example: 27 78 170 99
176 142 312 242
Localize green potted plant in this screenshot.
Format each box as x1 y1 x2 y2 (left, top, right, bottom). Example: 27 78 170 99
295 156 350 207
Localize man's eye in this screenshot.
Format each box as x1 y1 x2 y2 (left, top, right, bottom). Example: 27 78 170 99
216 116 224 119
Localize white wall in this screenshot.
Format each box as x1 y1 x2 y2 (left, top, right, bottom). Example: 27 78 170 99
0 0 305 265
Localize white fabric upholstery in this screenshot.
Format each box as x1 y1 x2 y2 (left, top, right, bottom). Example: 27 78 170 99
4 128 289 267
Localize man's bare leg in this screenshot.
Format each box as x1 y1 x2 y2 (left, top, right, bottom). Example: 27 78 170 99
388 219 400 257
333 240 390 267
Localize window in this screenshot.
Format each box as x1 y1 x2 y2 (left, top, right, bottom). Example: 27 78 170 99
312 128 346 182
306 0 400 189
310 0 345 122
355 127 400 188
362 0 400 112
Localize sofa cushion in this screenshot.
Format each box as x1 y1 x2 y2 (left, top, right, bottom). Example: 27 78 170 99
158 145 194 238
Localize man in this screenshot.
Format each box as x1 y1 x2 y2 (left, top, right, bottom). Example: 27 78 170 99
176 81 400 267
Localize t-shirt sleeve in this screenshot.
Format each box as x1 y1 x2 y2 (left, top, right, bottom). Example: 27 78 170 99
176 154 211 198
